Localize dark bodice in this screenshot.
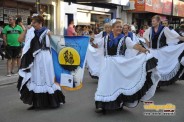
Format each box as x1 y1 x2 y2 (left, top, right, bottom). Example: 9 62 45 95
105 36 127 56
150 27 167 49
31 31 49 51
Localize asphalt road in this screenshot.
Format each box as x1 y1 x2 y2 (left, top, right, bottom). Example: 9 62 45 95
0 60 184 122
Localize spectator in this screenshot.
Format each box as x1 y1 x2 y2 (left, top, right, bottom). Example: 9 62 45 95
162 19 173 30
179 24 184 37
67 20 77 36
175 22 184 37
2 16 23 77
139 26 145 37
131 21 137 33
89 30 98 48
87 25 90 32
0 23 4 60
82 25 89 36
16 16 26 68
75 25 82 36
94 27 100 34
144 25 149 30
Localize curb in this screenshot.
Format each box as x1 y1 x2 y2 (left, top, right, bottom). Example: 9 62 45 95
0 76 18 86
0 81 17 86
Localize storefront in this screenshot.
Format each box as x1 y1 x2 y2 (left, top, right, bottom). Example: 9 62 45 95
0 0 56 33
61 2 115 35
75 0 131 25
129 0 184 30
61 0 131 35
62 2 116 25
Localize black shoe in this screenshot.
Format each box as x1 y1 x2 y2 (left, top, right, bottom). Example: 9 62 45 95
95 108 106 114
118 106 123 111
27 106 35 110
95 108 103 113
156 85 160 90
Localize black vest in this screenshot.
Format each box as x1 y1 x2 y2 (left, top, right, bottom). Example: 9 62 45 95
150 27 167 49
105 36 127 56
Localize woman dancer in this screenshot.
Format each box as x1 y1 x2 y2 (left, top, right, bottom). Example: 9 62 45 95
143 15 184 87
17 15 65 110
87 23 112 79
95 19 160 113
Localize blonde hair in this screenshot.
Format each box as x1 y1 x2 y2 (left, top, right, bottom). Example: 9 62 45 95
123 23 130 29
112 20 123 27
152 15 161 22
104 23 111 28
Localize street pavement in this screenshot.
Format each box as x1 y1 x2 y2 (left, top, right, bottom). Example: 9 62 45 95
0 59 18 86
0 59 184 122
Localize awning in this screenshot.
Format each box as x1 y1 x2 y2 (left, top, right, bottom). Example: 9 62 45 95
76 0 129 6
64 0 129 8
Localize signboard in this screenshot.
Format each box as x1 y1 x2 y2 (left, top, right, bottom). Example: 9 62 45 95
3 14 8 24
0 7 3 22
133 0 172 15
173 0 184 17
4 7 17 16
76 0 130 6
133 0 145 11
3 7 17 23
18 9 30 25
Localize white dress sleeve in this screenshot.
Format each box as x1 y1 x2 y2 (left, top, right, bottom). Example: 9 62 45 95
95 31 103 38
143 27 151 42
164 27 180 44
93 32 105 48
133 33 139 43
45 30 51 47
125 37 136 49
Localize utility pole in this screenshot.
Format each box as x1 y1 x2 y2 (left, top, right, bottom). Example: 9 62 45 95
36 0 40 14
170 0 173 22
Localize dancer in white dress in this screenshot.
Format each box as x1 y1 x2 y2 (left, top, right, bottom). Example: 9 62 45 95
17 15 65 110
94 20 160 113
87 23 111 79
143 15 184 87
122 24 139 58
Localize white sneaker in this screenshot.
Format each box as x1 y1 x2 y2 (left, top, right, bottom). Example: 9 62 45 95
6 73 11 77
11 72 18 76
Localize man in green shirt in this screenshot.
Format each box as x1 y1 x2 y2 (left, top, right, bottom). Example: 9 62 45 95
2 16 23 77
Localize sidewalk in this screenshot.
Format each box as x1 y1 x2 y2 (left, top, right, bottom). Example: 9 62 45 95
0 59 18 86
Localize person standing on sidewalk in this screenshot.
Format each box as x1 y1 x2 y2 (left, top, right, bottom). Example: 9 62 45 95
16 17 26 69
131 21 137 33
2 16 23 77
67 20 77 36
0 23 5 60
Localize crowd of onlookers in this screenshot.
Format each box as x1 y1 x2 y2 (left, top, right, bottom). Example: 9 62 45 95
67 19 184 39
66 20 102 37
0 16 184 77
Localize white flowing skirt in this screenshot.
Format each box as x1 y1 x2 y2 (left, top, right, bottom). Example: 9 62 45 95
26 50 61 93
86 44 104 77
150 43 184 85
95 53 160 109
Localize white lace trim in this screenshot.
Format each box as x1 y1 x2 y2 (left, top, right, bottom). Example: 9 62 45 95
160 63 180 81
26 81 61 94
